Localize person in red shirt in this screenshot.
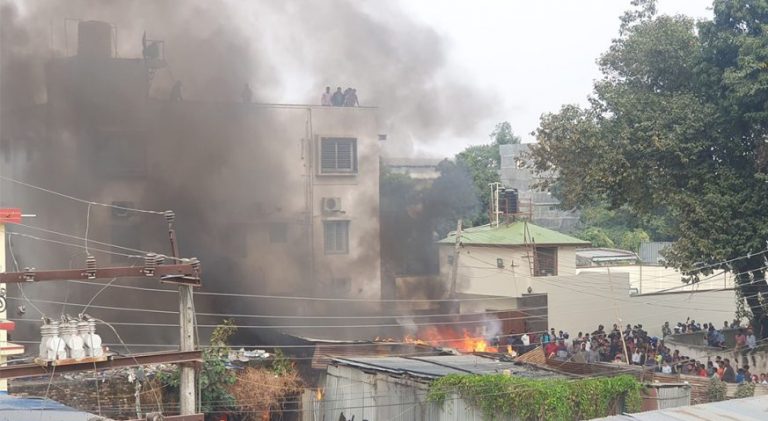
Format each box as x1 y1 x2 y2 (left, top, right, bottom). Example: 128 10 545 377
545 341 558 358
697 363 708 377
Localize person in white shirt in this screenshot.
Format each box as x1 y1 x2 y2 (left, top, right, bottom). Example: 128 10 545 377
746 329 757 349
662 362 673 374
321 86 332 106
521 333 530 346
632 349 642 365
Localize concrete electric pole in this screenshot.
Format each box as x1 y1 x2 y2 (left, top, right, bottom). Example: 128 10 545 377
449 218 463 298
165 211 196 416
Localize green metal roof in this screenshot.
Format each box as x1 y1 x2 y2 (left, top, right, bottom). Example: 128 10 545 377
437 221 590 246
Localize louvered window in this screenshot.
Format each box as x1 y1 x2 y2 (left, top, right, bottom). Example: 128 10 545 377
320 138 357 174
323 220 350 254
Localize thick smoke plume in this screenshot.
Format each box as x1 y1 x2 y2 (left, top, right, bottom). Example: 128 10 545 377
0 0 495 347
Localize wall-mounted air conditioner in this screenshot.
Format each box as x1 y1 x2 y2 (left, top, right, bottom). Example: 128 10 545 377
322 197 342 213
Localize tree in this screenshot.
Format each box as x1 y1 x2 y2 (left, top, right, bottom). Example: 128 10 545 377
157 320 237 414
456 122 522 226
572 203 674 251
530 0 768 337
490 121 521 145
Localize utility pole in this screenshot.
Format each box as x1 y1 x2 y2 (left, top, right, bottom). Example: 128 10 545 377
449 219 463 298
0 208 202 417
165 211 195 416
0 208 27 392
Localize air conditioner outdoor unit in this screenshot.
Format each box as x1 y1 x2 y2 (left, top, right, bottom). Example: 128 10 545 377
322 197 342 213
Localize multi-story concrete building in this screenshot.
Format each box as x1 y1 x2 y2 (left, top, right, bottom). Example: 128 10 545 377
1 21 384 344
499 144 579 232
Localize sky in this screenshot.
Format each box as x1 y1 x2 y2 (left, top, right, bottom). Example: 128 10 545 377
396 0 714 157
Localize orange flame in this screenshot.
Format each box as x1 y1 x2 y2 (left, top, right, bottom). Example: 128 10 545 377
399 327 497 353
316 388 324 400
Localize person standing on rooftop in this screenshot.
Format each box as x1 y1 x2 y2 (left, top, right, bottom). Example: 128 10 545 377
321 86 332 106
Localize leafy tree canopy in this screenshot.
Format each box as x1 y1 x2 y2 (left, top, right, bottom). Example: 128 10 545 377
530 0 768 335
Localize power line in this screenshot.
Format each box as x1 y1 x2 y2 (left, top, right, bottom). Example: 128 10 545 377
0 174 167 215
11 222 182 261
7 231 144 259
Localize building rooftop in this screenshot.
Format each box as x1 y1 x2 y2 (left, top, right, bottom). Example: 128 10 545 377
0 394 97 421
576 248 640 266
594 394 768 420
331 354 564 380
438 221 590 246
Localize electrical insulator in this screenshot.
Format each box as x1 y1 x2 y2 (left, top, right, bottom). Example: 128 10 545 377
189 257 201 273
154 254 166 266
23 267 35 282
85 255 97 279
144 253 157 277
164 210 175 224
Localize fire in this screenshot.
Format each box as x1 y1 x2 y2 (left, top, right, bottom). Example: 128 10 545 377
316 388 324 400
398 327 497 353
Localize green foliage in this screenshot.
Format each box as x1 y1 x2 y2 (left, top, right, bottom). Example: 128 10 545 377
271 348 293 376
210 319 236 351
620 229 650 253
491 121 521 145
576 227 615 248
529 0 768 334
156 320 238 414
736 382 756 399
572 203 666 251
198 348 237 413
428 374 641 421
708 377 727 402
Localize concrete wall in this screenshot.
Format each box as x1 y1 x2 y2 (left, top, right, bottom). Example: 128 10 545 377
664 333 768 374
577 265 734 294
438 248 739 339
438 244 580 297
324 364 439 421
324 365 515 421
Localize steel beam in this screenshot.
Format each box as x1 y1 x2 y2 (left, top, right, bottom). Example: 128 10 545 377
0 264 200 285
0 350 202 379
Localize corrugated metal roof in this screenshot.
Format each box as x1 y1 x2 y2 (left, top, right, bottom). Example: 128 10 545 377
576 248 639 263
331 354 563 380
311 342 434 369
639 242 674 264
437 221 590 246
594 394 768 420
0 394 97 421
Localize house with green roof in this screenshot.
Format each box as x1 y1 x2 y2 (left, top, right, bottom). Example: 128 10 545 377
437 221 589 297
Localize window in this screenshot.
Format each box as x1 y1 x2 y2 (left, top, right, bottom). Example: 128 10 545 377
533 247 558 276
323 220 349 254
269 223 287 243
320 137 357 174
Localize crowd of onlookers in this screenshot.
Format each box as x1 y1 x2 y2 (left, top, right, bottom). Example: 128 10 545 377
321 86 360 107
503 318 766 385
